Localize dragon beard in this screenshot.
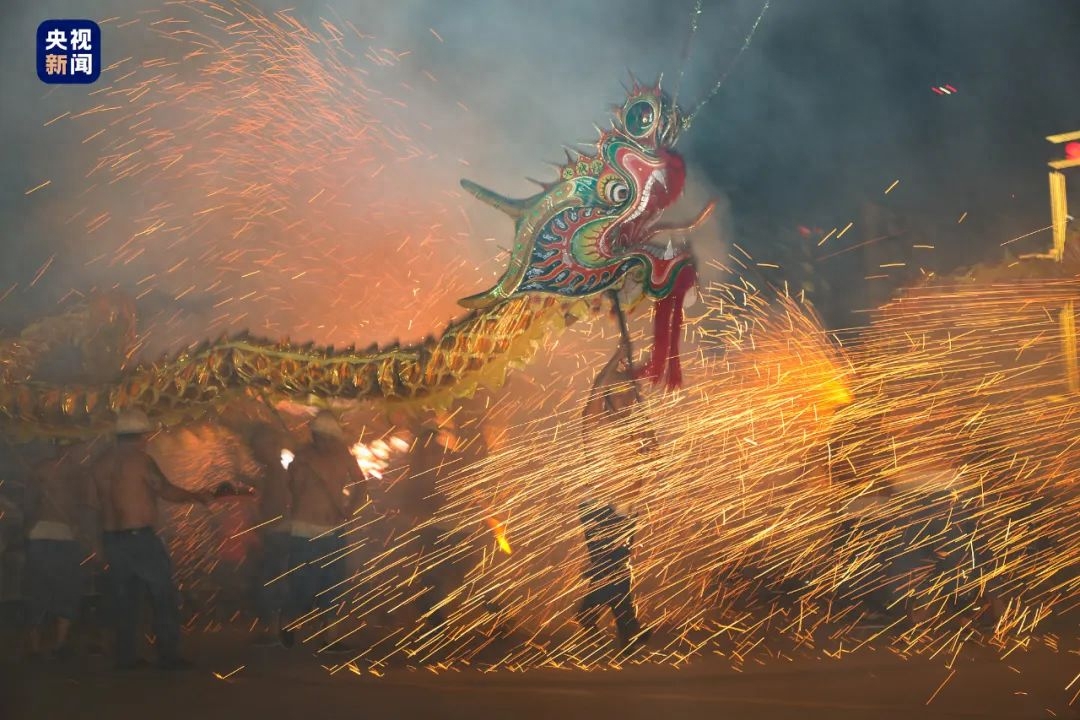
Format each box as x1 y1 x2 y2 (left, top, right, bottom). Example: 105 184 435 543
637 263 695 390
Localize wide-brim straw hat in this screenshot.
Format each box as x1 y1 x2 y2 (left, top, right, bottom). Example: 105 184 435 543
311 410 345 440
115 408 154 436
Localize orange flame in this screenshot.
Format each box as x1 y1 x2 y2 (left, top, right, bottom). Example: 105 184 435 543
485 516 512 555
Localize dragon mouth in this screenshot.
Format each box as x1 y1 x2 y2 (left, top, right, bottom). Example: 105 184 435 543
639 235 680 261
623 168 669 226
623 200 716 292
614 147 706 285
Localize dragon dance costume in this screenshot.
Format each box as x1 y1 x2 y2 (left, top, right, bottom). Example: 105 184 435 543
0 80 712 440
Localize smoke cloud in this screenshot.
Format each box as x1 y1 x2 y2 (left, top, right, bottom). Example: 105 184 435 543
0 0 746 355
2 0 1077 354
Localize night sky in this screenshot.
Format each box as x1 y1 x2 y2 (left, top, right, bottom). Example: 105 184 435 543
685 0 1080 233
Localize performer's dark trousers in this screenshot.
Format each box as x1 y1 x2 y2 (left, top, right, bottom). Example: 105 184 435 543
256 531 292 623
577 577 641 645
102 528 182 665
288 532 347 613
415 526 461 627
25 539 82 624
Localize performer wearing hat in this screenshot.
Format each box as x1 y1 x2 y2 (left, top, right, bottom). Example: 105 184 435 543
246 424 295 647
88 409 213 670
23 441 88 660
576 337 658 655
280 410 367 653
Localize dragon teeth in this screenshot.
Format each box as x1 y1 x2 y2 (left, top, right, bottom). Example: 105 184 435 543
663 238 675 260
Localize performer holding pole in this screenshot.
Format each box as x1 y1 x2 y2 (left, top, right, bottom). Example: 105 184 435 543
575 293 656 654
88 410 214 670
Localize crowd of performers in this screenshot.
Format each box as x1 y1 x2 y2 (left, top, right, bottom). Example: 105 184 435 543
0 343 1010 670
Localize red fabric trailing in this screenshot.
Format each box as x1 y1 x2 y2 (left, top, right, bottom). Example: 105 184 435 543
664 265 695 389
639 290 673 385
637 264 696 389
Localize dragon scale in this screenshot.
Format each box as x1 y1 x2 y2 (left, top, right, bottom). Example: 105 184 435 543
0 296 593 441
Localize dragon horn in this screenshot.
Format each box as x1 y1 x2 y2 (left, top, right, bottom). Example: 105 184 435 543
460 179 528 221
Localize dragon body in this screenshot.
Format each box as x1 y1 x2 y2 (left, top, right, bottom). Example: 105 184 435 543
0 296 586 441
1 81 710 441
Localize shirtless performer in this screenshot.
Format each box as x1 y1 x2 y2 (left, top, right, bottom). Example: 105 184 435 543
247 426 293 646
576 346 657 654
88 409 213 670
24 442 87 659
281 411 366 653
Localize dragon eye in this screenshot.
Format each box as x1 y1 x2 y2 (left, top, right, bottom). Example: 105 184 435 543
603 180 630 204
624 100 656 137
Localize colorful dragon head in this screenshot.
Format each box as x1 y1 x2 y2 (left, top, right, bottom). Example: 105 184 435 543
459 79 714 388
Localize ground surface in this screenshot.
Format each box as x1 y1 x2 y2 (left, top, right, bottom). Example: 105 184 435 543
4 624 1080 720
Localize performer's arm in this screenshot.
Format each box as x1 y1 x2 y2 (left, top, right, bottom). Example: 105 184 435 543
584 347 660 453
584 350 625 417
586 349 639 413
147 458 212 505
23 468 44 535
344 457 368 514
603 381 658 453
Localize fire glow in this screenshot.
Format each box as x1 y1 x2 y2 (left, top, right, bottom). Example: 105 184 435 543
485 516 512 555
350 436 409 480
277 437 408 478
